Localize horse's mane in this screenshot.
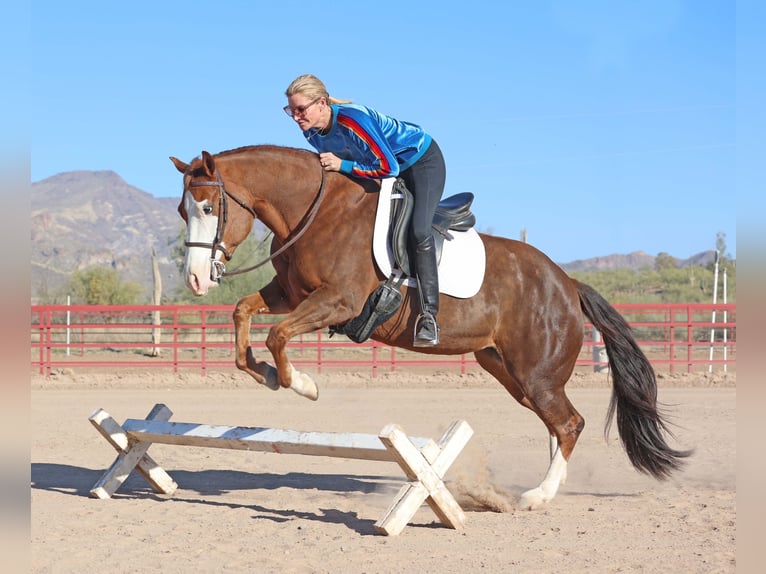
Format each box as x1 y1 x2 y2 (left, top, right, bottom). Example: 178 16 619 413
187 145 317 176
213 144 316 160
190 144 379 194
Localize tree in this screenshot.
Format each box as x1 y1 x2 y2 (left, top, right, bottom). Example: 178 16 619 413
654 252 677 272
716 231 728 259
67 267 143 305
715 230 736 269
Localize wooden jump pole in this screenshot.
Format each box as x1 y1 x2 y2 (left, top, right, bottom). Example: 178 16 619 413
89 404 473 536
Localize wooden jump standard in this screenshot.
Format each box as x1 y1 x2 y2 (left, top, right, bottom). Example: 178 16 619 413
89 404 474 536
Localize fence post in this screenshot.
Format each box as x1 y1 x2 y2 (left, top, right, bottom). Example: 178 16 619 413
79 310 85 356
723 267 729 373
172 307 179 374
316 331 322 374
669 324 675 374
686 305 693 373
391 347 397 373
66 295 71 357
42 307 50 375
372 342 378 379
201 309 207 377
592 328 608 373
708 250 720 372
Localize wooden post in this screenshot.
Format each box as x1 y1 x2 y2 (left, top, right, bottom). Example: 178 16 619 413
150 247 162 357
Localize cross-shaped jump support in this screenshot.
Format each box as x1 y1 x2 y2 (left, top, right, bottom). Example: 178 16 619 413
375 419 473 535
88 403 178 499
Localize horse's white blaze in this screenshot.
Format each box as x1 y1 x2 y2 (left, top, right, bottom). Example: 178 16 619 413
183 192 222 295
518 447 568 510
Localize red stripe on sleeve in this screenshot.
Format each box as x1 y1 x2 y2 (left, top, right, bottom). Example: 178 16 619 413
337 115 392 177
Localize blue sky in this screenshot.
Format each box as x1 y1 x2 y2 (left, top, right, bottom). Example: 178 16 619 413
30 0 737 263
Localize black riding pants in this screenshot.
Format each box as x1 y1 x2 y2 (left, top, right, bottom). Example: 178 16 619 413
399 139 446 245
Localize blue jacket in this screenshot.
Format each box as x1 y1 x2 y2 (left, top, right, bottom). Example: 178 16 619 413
304 104 432 178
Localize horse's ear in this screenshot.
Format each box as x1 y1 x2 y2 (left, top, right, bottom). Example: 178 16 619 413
170 156 189 174
201 151 216 177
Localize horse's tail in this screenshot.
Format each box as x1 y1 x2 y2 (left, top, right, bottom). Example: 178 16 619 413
575 280 692 479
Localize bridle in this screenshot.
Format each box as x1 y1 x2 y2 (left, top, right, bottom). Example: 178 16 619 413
184 165 327 282
184 170 253 280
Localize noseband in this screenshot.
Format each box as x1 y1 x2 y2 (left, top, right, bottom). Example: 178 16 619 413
184 165 327 282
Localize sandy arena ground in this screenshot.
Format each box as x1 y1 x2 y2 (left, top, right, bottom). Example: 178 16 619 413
31 367 735 573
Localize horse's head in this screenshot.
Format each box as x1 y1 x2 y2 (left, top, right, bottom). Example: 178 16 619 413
170 151 256 296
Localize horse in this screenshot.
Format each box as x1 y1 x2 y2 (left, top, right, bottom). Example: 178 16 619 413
170 145 691 510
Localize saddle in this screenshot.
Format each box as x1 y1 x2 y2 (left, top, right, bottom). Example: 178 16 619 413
389 178 476 277
330 178 477 344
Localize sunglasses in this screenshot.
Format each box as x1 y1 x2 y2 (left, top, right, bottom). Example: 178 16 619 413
283 97 321 118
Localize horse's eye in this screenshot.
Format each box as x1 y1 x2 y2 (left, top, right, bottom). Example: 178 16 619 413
203 204 214 215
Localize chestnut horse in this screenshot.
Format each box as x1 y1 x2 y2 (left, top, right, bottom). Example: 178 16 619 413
170 145 690 510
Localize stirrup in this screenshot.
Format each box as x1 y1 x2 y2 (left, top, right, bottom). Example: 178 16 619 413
413 312 439 347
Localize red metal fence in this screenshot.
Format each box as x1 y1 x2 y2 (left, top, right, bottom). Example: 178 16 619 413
31 303 736 377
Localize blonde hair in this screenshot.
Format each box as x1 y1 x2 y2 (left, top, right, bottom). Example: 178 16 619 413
285 74 352 105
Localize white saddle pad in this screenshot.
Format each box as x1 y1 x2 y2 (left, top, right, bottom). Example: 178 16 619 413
372 178 485 298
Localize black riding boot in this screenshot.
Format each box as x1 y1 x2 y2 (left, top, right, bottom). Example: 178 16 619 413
413 236 440 347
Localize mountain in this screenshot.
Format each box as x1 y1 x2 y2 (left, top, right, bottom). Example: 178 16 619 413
30 170 720 303
559 250 718 272
31 170 183 303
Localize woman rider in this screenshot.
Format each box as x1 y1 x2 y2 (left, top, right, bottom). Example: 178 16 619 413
283 74 446 347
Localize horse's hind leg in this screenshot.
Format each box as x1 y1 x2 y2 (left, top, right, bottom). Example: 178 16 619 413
516 388 584 510
474 348 584 510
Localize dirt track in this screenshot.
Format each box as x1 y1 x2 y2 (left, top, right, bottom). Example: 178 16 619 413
31 369 735 573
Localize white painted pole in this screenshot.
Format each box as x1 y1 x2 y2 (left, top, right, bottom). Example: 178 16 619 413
723 268 728 372
121 419 435 462
708 250 720 373
592 329 607 372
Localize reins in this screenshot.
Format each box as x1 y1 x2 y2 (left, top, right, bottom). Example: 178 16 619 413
184 164 327 281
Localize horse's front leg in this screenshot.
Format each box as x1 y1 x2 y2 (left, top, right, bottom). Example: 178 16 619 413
266 286 356 401
233 278 291 391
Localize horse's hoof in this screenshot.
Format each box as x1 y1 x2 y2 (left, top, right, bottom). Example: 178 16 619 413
518 488 545 511
289 366 319 401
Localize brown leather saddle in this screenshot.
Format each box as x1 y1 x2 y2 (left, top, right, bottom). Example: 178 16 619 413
329 179 476 343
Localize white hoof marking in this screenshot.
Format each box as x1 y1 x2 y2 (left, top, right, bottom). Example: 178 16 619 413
519 488 545 510
289 365 319 401
519 448 568 510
